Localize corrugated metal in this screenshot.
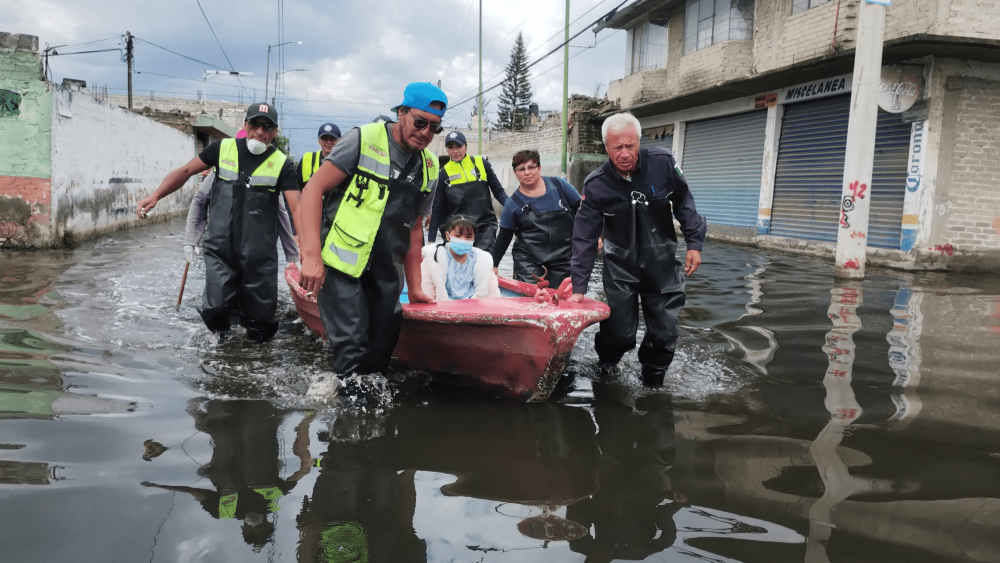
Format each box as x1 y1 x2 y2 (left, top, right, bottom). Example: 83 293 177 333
640 133 674 152
682 110 768 228
770 95 910 249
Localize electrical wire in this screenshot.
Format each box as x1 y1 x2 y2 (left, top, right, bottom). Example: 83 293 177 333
449 0 628 111
194 0 250 97
440 0 477 83
135 37 229 71
448 0 628 111
48 48 122 57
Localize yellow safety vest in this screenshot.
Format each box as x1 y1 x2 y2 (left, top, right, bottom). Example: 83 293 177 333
443 155 487 186
216 138 288 189
300 150 324 183
321 123 438 277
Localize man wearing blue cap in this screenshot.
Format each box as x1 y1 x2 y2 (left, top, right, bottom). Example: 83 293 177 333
298 82 446 383
297 123 341 189
427 131 508 254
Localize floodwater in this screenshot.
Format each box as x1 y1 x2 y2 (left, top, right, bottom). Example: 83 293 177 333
2 215 999 563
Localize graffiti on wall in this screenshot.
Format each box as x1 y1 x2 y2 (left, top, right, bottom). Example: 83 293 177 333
840 181 867 230
0 89 22 117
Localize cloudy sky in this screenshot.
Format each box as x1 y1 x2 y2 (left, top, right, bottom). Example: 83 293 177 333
7 0 629 156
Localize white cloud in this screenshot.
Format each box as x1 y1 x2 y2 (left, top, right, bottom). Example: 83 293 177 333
7 0 628 155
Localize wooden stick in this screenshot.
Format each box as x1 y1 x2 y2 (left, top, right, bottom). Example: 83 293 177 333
176 261 190 311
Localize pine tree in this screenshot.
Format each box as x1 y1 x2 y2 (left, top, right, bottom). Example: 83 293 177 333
496 32 533 132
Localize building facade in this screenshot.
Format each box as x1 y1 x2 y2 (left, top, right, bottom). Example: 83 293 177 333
602 0 1000 271
0 32 208 248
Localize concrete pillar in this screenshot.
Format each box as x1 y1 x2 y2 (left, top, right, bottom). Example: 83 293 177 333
834 0 888 278
757 104 784 236
672 121 686 166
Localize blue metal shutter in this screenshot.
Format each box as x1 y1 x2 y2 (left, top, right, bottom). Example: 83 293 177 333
771 95 910 248
682 110 767 228
641 133 674 152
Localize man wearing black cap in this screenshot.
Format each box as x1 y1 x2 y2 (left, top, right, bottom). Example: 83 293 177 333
297 123 341 189
137 102 301 343
427 131 508 253
298 82 446 383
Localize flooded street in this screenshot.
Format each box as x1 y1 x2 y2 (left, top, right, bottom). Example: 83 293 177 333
2 215 999 562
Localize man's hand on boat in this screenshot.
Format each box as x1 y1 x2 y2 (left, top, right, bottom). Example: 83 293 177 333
567 293 585 303
299 256 326 296
407 286 436 304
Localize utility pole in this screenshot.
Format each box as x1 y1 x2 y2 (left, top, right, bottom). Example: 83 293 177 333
560 0 570 176
125 31 134 109
478 0 483 155
834 0 888 278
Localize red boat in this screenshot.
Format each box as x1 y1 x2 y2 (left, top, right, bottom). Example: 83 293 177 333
284 263 610 402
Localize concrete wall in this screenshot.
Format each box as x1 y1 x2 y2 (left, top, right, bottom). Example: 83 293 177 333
1 31 199 248
0 33 53 246
50 86 196 241
104 94 245 131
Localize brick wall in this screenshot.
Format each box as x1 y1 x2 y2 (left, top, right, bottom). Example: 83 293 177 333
613 0 1000 114
754 0 859 73
937 0 1000 39
941 76 1000 252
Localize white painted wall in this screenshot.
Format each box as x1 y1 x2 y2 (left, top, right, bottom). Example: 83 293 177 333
50 85 197 239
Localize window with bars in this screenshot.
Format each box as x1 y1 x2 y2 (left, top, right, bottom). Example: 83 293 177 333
683 0 755 55
629 19 669 75
792 0 832 15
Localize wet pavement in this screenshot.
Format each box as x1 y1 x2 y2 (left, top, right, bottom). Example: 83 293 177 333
1 215 999 562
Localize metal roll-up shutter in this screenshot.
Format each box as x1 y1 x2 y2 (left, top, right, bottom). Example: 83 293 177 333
682 110 767 228
641 133 673 152
868 112 911 248
771 95 910 248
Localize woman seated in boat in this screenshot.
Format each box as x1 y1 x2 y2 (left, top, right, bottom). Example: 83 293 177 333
491 149 581 288
421 215 501 301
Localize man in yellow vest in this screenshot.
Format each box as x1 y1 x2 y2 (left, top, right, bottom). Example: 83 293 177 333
137 102 301 343
297 123 341 189
298 82 445 380
427 131 508 253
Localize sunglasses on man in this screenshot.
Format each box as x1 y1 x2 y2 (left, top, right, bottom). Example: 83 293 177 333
411 115 444 134
247 120 277 132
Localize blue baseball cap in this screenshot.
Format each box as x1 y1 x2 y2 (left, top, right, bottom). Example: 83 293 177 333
444 131 467 146
317 123 341 139
391 82 448 117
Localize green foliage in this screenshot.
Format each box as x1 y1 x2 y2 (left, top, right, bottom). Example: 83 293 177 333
495 32 533 132
273 134 291 155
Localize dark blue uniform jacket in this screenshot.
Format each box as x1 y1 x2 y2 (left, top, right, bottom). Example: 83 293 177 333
570 147 706 295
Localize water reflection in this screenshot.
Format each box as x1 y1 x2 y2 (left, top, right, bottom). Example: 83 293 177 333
142 400 312 552
4 218 1000 562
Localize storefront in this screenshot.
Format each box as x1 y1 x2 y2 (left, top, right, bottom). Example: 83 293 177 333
681 110 768 229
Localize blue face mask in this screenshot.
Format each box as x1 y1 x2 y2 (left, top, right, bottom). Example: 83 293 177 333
449 238 474 256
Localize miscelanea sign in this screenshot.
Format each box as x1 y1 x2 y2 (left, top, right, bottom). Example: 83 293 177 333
878 66 920 113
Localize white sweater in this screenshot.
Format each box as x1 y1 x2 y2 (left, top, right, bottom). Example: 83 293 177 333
420 244 501 301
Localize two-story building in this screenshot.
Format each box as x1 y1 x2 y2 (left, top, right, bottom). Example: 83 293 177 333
601 0 1000 270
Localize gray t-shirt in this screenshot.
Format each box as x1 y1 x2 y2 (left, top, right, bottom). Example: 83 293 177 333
325 123 437 215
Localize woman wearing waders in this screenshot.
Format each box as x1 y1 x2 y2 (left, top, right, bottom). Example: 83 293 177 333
492 149 581 289
568 113 706 387
297 82 445 393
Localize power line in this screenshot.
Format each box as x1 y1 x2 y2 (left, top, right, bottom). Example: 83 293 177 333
440 0 476 83
49 48 122 57
449 0 628 111
135 37 229 71
194 0 249 97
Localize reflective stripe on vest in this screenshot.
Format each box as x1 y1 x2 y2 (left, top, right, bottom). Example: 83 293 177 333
217 138 288 189
320 123 438 277
301 150 323 183
443 155 487 185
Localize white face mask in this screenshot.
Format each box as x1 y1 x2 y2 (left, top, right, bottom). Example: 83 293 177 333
246 139 268 155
